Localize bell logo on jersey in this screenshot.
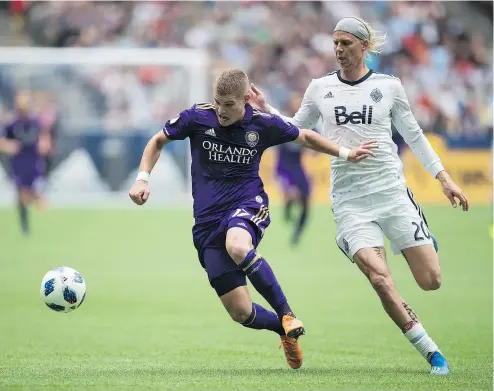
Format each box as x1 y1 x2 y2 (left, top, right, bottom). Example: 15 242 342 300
334 105 373 125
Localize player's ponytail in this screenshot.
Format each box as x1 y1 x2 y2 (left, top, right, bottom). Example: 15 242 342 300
362 19 387 60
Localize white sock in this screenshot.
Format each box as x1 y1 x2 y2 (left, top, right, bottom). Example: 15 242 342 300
404 322 439 361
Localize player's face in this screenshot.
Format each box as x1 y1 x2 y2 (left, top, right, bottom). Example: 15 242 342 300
15 93 32 116
213 93 247 126
333 31 367 70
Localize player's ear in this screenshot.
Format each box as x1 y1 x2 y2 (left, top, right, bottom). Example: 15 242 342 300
362 39 369 52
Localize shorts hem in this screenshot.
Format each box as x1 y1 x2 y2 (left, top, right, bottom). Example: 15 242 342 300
348 240 385 260
393 240 435 255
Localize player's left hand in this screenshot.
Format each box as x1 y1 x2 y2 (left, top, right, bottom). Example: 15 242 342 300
438 172 469 211
348 140 378 163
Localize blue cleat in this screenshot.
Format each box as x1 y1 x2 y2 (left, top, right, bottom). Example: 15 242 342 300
431 234 439 252
429 351 449 375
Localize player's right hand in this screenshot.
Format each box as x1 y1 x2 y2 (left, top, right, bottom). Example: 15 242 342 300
348 140 378 163
129 181 150 205
248 83 268 111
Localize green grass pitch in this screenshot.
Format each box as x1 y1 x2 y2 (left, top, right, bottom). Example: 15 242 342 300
0 204 491 390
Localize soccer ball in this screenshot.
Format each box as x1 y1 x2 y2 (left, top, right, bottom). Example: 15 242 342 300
40 267 86 313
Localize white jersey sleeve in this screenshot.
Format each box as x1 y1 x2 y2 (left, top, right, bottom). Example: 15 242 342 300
391 79 444 178
268 80 320 128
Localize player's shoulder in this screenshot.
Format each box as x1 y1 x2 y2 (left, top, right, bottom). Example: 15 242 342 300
193 102 216 112
315 70 339 82
182 102 217 125
191 102 216 118
252 109 293 129
370 71 402 86
252 108 275 120
306 70 340 91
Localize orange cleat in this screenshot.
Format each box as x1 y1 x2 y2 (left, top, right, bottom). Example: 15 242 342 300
281 313 305 338
280 335 303 369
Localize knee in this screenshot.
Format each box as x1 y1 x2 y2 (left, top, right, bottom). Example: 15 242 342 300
418 271 442 291
226 305 252 323
369 272 395 296
18 191 29 205
226 240 251 264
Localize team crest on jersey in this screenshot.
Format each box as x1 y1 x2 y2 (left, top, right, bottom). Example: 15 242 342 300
370 88 383 103
255 195 263 203
245 131 259 147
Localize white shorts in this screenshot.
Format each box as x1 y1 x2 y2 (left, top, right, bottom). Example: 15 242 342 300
333 185 433 260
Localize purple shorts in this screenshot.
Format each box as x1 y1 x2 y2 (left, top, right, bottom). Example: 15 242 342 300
193 201 270 296
11 160 45 193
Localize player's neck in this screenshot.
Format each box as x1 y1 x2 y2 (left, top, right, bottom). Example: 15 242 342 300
16 108 30 117
339 65 370 82
230 107 246 127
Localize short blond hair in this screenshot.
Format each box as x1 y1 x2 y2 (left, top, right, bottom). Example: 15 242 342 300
361 18 387 60
214 68 249 97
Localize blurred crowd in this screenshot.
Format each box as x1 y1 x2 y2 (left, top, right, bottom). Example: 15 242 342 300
1 1 492 145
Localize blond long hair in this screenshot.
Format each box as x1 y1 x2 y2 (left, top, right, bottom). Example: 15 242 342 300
361 18 387 60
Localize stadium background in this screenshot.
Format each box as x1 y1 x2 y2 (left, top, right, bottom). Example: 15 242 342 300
0 1 492 390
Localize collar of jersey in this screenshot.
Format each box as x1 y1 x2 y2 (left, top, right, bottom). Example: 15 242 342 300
337 69 373 86
218 104 254 129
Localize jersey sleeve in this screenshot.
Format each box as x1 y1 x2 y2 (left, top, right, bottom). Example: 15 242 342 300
391 79 444 178
162 107 197 140
267 114 300 147
268 79 320 129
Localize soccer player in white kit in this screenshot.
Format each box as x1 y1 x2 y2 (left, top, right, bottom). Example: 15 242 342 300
249 16 469 375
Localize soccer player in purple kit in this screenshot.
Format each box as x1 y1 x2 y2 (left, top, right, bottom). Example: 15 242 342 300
129 69 377 369
276 142 310 246
275 94 313 246
0 92 51 235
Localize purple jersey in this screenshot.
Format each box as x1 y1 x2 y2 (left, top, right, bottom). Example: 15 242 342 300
163 103 299 222
276 142 310 196
277 142 303 168
4 115 42 166
3 115 45 190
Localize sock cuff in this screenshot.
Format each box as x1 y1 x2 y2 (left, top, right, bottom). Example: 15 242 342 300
241 303 257 326
404 322 426 341
238 249 261 272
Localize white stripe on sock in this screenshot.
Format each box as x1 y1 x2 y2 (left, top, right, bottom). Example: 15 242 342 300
404 323 439 361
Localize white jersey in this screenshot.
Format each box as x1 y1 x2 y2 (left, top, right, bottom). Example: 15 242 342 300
270 70 444 204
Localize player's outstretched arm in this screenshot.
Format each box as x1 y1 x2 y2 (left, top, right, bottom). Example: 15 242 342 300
249 83 320 129
129 130 170 205
391 80 469 211
296 128 378 163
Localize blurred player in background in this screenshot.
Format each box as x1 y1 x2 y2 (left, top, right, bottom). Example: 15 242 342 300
129 68 376 369
34 91 59 180
0 92 51 235
250 17 469 375
392 125 406 157
276 93 312 246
